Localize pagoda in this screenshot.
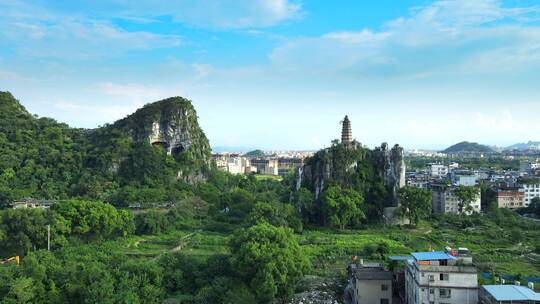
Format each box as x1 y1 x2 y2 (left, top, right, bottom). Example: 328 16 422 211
341 115 352 144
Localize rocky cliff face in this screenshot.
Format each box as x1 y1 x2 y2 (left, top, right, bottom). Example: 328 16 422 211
296 141 405 207
114 97 211 165
93 96 212 183
371 143 406 206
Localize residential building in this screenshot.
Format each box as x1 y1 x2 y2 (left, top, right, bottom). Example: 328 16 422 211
431 184 481 215
496 188 525 209
428 164 449 178
345 262 393 304
479 285 540 304
405 251 478 304
521 181 540 207
520 161 540 174
456 175 477 186
277 157 304 176
407 174 431 189
11 198 55 209
212 154 253 174
449 162 460 169
250 158 279 176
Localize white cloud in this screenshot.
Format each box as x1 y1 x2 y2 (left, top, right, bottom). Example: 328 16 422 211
269 0 540 78
0 2 182 59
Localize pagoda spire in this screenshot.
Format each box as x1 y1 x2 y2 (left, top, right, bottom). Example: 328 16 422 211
341 115 352 144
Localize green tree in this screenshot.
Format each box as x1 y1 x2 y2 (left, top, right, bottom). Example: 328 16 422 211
395 186 432 226
321 186 365 230
452 186 479 214
231 223 310 303
525 197 540 216
293 187 315 224
135 210 169 235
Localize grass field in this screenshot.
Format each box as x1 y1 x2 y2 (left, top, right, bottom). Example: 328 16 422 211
111 216 540 282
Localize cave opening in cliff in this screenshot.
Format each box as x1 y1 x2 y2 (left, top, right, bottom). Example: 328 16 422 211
151 141 168 149
171 144 185 155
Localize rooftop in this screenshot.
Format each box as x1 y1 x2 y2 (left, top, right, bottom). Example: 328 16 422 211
482 285 540 301
355 271 392 281
411 251 456 261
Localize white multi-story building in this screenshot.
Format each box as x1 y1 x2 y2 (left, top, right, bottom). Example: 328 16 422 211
428 164 449 178
520 161 540 174
521 182 540 207
345 262 393 304
431 184 481 215
405 251 478 304
212 154 253 175
454 175 477 187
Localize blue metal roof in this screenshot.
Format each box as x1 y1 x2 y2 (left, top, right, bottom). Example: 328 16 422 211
411 251 456 261
388 255 413 261
482 285 540 301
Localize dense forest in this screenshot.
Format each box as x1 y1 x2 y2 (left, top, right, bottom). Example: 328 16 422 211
1 92 539 303
0 91 210 208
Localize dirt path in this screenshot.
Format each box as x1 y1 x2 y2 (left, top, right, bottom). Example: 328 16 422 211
152 230 201 261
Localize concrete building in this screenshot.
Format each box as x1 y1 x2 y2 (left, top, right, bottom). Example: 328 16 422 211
345 262 393 304
277 158 304 176
520 161 540 174
212 154 253 175
11 198 55 209
479 285 540 304
405 251 478 304
521 182 540 207
496 188 526 209
428 164 449 178
250 158 279 176
432 184 481 215
454 175 477 187
407 178 431 190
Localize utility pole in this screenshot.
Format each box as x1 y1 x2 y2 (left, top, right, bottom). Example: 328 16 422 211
47 224 50 251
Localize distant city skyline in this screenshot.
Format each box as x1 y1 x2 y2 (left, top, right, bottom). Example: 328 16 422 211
1 0 540 150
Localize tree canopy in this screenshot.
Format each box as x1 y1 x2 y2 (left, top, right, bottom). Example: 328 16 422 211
395 186 432 226
321 185 365 230
230 223 310 303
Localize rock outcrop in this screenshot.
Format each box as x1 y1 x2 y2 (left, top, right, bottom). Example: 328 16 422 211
371 143 406 206
114 96 211 167
295 141 406 221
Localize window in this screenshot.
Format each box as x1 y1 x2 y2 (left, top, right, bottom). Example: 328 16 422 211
428 275 435 282
440 273 449 281
381 284 389 291
429 289 435 294
440 288 451 298
380 299 389 304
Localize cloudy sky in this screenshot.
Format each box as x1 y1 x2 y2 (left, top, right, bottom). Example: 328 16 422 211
1 0 540 150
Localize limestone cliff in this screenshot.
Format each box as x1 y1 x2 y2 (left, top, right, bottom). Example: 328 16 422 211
296 141 405 209
371 143 406 206
85 96 212 184
114 97 210 163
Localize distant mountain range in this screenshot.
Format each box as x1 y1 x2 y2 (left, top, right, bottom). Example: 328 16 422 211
442 141 495 153
505 141 540 151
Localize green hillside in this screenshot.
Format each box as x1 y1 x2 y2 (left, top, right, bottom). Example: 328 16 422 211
0 91 211 208
443 141 495 153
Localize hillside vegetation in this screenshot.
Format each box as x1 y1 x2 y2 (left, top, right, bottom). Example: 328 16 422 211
443 141 494 153
0 93 538 303
0 92 211 208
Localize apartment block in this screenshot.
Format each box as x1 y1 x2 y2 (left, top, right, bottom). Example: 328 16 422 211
405 251 478 304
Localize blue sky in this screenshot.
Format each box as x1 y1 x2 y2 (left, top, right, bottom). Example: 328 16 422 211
1 0 540 150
